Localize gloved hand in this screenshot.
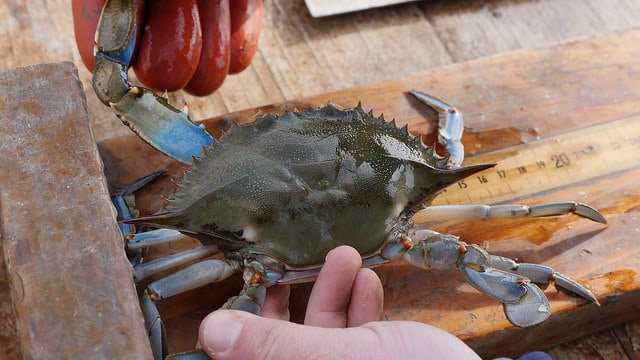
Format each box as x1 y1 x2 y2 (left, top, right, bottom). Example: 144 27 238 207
71 0 263 95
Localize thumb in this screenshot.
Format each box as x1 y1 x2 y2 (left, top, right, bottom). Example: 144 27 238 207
199 310 480 359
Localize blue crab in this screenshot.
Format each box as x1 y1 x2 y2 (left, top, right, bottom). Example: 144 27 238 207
93 0 606 358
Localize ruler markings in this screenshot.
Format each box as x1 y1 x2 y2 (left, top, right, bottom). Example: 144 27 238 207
430 115 640 206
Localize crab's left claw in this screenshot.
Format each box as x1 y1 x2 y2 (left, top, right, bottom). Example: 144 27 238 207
93 0 213 164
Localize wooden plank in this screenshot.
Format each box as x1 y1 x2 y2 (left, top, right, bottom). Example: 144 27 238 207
0 62 152 359
420 0 640 61
98 29 640 357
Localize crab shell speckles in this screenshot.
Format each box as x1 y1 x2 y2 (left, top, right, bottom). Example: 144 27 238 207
128 104 490 267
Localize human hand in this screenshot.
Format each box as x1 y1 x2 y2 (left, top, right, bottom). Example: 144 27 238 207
71 0 263 95
198 246 481 359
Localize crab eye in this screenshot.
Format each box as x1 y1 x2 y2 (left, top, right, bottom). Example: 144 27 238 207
231 229 244 238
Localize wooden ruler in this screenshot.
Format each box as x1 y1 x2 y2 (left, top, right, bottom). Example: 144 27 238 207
425 114 640 207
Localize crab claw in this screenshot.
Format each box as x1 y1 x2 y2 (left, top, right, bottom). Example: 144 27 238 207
503 280 551 327
459 245 553 327
489 255 600 306
93 0 213 164
459 264 528 303
459 246 599 327
458 245 528 303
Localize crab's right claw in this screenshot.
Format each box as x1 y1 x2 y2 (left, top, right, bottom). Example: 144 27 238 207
458 245 530 299
489 256 601 306
459 245 599 327
458 246 552 327
503 264 600 327
93 0 213 164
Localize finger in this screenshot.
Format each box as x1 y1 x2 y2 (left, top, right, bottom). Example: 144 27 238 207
199 310 481 359
184 0 231 96
133 0 203 91
347 268 384 327
304 246 362 328
228 0 264 74
260 284 291 321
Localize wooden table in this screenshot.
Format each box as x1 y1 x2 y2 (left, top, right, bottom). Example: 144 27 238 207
1 0 640 358
99 28 640 358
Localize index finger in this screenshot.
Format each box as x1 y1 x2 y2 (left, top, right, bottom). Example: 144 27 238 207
304 246 363 328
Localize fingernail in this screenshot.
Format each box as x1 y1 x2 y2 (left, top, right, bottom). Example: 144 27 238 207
201 311 243 355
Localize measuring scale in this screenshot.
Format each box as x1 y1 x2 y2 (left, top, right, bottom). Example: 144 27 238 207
412 114 640 215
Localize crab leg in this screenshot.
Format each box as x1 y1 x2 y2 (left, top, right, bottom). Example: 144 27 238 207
414 202 607 224
147 257 284 316
127 228 194 250
133 246 220 282
501 281 551 327
93 0 212 164
457 245 599 326
409 90 464 168
112 171 165 241
112 171 167 265
147 259 241 300
221 259 288 314
489 255 600 305
456 244 554 326
141 292 166 360
380 229 597 327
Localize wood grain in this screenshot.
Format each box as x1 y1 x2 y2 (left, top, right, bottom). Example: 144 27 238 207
98 29 640 358
3 0 640 358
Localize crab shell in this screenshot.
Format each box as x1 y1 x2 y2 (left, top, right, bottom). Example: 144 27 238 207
130 104 488 268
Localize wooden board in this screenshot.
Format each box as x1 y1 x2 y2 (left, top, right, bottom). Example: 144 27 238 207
0 62 152 359
98 30 640 358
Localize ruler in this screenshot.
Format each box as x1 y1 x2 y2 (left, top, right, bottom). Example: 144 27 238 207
423 114 640 208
